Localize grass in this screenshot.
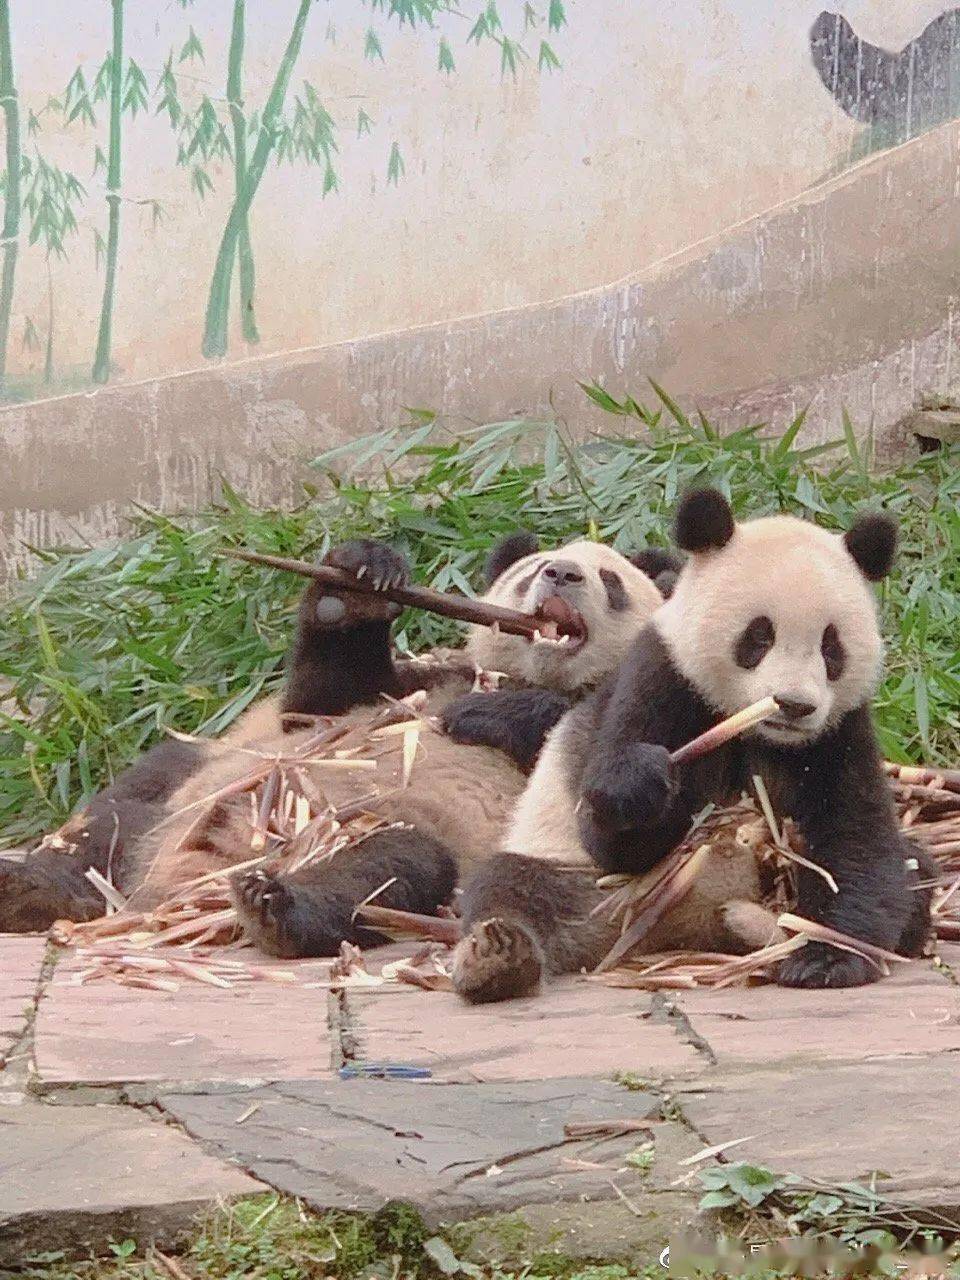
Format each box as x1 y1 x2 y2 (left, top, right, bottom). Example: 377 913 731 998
1 385 958 847
12 1196 659 1280
13 1190 959 1280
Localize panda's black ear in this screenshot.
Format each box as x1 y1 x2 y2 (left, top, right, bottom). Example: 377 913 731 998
484 531 540 585
844 512 898 581
673 488 735 553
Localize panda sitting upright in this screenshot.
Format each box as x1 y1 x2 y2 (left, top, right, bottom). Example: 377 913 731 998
0 532 677 951
452 488 934 1001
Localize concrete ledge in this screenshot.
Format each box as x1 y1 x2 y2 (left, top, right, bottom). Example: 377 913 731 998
2 119 960 581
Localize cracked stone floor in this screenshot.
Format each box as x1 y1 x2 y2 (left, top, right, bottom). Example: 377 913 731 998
1 933 959 1264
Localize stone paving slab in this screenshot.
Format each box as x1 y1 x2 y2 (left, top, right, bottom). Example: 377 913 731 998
0 1102 264 1265
675 1057 960 1217
667 957 960 1069
0 935 46 1068
345 981 701 1082
160 1076 701 1225
35 948 337 1086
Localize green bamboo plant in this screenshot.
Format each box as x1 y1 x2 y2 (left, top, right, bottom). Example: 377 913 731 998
160 0 567 361
58 0 151 385
0 0 22 390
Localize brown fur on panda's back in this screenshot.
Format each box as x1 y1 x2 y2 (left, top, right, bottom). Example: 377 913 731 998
125 667 527 910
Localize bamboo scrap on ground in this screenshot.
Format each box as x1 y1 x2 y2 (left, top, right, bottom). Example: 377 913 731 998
49 692 444 992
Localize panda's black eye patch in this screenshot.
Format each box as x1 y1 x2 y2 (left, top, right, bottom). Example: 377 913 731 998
821 623 846 682
599 568 629 611
734 615 775 669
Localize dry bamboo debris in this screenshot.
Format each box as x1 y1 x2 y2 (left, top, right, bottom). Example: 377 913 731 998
51 693 443 991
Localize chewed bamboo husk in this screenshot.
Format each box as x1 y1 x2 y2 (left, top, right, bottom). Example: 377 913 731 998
50 691 444 992
593 766 960 991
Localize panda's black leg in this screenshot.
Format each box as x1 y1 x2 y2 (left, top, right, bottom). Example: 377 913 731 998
0 851 105 932
231 827 458 958
772 710 925 990
452 852 615 1003
282 540 412 720
441 688 573 771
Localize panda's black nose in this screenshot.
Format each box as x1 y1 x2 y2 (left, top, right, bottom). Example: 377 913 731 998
543 560 585 587
775 696 817 721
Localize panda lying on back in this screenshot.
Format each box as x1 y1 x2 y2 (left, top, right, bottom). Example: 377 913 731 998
452 489 935 1001
0 531 676 947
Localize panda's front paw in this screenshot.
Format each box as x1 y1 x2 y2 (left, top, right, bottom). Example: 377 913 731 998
232 868 295 955
777 941 880 990
451 917 544 1004
309 540 410 628
582 743 677 833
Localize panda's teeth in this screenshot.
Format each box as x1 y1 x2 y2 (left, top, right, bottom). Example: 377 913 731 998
556 634 571 646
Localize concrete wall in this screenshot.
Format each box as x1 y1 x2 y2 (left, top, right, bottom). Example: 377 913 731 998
1 2 960 577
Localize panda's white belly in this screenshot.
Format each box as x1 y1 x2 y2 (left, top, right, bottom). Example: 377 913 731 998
503 718 591 866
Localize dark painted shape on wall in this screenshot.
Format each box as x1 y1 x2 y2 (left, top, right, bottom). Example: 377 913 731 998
810 8 960 155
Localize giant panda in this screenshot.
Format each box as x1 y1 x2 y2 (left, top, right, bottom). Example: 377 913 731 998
450 488 936 1003
0 533 676 951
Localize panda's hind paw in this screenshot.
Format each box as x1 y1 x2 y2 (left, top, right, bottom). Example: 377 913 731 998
776 941 880 989
451 916 544 1004
232 868 293 954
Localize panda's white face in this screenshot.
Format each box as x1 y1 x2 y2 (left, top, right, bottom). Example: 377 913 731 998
467 540 665 693
654 516 884 746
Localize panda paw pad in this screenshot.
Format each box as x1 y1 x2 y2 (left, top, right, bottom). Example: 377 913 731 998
777 941 880 989
451 917 543 1004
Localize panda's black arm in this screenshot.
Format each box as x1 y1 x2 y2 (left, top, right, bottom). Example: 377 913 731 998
281 541 410 720
441 688 573 771
575 626 735 875
773 707 923 987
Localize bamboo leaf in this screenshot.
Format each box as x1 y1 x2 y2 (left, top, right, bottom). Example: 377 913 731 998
386 140 405 185
548 0 566 30
437 37 455 73
364 28 385 61
179 26 205 64
538 39 560 71
356 107 374 137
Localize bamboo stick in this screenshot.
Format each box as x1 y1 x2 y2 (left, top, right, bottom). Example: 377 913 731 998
219 547 543 638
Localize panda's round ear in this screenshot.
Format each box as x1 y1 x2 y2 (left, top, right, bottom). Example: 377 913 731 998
484 531 539 585
844 512 898 581
673 487 735 553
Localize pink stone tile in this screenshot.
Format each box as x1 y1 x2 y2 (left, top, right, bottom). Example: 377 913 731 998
672 957 960 1067
347 977 700 1082
0 935 47 1060
35 947 337 1085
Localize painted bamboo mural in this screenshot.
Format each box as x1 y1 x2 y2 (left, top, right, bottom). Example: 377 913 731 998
0 0 21 389
202 0 313 359
227 0 259 346
0 0 569 399
92 0 123 385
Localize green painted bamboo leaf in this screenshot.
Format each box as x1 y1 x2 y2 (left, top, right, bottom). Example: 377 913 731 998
438 37 455 73
322 162 338 195
548 0 566 30
386 140 405 185
523 2 539 30
356 107 374 137
179 26 205 64
500 36 521 76
538 39 561 70
364 28 385 61
467 13 488 43
485 1 502 31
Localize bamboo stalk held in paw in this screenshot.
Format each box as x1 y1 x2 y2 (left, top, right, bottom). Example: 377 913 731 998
219 547 543 639
669 696 779 766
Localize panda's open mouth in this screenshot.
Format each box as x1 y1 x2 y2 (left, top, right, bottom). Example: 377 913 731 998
529 596 588 655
